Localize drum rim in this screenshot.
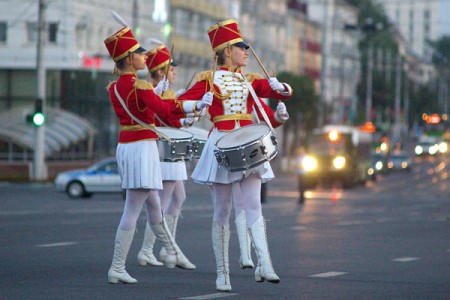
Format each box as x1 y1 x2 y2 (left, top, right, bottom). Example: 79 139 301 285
215 123 272 149
156 127 194 139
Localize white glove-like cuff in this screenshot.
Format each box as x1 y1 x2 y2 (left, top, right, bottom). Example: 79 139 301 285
197 91 213 110
268 77 284 92
154 76 169 96
176 89 186 99
275 102 289 122
181 118 194 127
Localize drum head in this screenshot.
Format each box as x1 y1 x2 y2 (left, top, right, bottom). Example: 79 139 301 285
182 126 209 141
216 124 270 148
156 127 194 139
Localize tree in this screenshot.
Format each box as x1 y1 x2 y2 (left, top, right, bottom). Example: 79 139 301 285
270 72 318 156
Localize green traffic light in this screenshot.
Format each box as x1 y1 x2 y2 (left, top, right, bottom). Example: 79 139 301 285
33 112 45 126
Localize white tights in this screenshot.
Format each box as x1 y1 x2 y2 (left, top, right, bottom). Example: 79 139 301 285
118 189 163 231
211 174 262 228
159 180 186 216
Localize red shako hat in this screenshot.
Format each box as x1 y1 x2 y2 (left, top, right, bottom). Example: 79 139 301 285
104 26 146 62
207 19 249 53
145 45 177 73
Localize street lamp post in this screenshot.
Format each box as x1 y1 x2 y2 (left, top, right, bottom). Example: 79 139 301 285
33 0 47 181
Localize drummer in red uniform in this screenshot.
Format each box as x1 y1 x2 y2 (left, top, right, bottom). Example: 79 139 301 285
178 19 293 291
136 43 196 268
103 25 211 284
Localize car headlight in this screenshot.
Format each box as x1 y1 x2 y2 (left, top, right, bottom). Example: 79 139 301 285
429 145 438 155
439 142 448 153
333 156 346 169
302 156 317 172
415 145 423 155
375 161 383 170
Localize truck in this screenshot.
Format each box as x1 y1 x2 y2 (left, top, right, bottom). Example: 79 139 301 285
298 124 374 190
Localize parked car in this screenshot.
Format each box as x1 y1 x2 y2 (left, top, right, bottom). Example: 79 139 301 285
54 157 123 198
387 151 412 173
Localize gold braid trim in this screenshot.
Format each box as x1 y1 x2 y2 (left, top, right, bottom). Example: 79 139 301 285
213 113 252 123
120 124 155 131
106 81 115 91
245 73 264 83
196 70 212 82
133 79 154 90
161 89 176 99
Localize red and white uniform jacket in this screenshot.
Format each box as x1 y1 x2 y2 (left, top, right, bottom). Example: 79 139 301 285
178 67 292 132
107 73 196 143
154 89 183 128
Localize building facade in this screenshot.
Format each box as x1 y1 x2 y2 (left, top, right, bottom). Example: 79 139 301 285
0 0 300 162
307 0 360 125
372 0 439 62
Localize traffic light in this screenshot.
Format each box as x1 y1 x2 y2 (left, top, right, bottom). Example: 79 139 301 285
26 99 45 126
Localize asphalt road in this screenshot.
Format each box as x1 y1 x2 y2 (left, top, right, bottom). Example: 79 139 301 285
1 153 449 299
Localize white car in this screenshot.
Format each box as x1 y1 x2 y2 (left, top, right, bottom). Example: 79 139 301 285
54 157 123 198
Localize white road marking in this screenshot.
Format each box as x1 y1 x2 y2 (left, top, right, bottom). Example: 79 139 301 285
291 225 308 230
35 242 77 248
179 293 238 299
391 257 419 262
309 271 347 278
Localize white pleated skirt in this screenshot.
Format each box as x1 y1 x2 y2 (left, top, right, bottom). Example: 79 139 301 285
191 127 274 185
116 140 163 190
160 161 188 181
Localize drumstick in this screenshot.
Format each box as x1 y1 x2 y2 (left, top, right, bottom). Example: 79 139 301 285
249 44 270 79
196 54 217 119
185 71 197 91
161 44 174 97
210 54 218 92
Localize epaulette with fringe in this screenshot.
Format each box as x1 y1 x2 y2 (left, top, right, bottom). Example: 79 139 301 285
106 81 116 91
161 89 176 100
245 73 264 82
196 70 213 82
134 79 154 90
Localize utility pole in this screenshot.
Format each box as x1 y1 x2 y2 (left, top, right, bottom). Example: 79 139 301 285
318 0 329 127
132 0 138 32
393 52 402 144
33 0 47 181
365 46 373 122
403 72 410 136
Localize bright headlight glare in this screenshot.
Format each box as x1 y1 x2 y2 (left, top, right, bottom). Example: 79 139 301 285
333 156 346 169
375 161 383 170
429 145 438 155
302 156 317 172
415 146 423 155
439 142 448 153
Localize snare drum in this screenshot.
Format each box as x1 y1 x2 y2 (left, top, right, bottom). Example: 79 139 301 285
214 124 278 172
156 127 194 162
182 126 209 159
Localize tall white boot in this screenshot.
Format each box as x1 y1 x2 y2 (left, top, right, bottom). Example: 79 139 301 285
137 223 164 266
159 214 179 262
212 222 231 292
235 211 254 269
151 219 196 270
249 216 280 283
107 229 138 284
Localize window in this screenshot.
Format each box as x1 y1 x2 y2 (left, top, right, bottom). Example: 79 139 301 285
48 22 58 43
0 22 6 42
27 22 37 42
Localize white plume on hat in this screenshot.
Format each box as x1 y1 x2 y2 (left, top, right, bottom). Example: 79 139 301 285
141 38 165 50
111 10 128 27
